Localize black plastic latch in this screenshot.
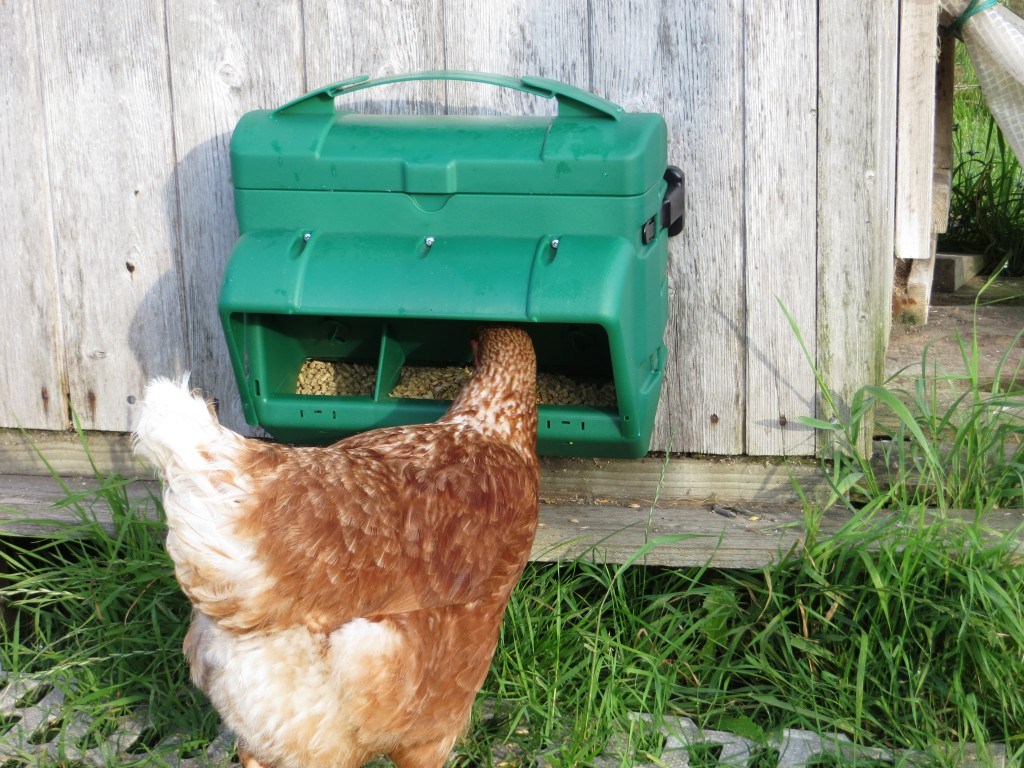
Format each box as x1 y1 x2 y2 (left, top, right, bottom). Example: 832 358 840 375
641 216 657 245
660 166 684 237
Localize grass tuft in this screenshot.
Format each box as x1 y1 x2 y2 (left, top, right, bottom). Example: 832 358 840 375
784 284 1024 514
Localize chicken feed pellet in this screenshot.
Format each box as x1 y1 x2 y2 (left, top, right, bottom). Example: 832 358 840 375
296 360 376 397
389 365 474 400
296 360 616 407
536 372 616 408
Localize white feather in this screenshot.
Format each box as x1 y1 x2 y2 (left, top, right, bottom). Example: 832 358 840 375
132 375 267 613
189 614 407 768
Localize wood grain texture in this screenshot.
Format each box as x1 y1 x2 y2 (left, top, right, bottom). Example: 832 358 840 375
165 0 305 432
304 0 445 115
933 30 955 234
650 1 746 454
816 0 899 455
442 0 589 115
584 1 659 110
532 503 1024 567
539 454 830 505
0 1 67 431
1 3 910 459
35 0 186 432
0 429 140 478
894 0 939 260
906 245 937 323
580 0 667 459
0 427 824 505
533 503 821 568
743 0 817 455
4 473 1021 567
0 474 158 537
895 3 944 325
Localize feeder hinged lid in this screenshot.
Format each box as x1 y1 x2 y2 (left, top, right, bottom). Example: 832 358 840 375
219 229 636 323
230 71 668 197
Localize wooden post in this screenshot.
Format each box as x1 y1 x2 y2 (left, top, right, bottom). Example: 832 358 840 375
932 22 957 241
894 0 940 324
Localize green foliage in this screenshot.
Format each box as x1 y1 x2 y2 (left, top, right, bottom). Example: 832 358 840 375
940 41 1024 275
0 468 219 763
473 511 1024 767
478 558 706 766
784 290 1024 513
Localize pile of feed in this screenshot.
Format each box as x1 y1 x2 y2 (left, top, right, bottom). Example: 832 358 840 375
536 372 616 408
296 360 616 407
390 365 473 400
295 360 375 397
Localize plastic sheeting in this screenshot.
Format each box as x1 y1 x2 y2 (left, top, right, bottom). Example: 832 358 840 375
941 0 1024 164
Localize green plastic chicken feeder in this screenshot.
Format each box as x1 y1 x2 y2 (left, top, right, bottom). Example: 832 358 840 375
219 71 683 458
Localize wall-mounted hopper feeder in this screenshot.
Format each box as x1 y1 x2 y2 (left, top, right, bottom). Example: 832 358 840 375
219 71 683 458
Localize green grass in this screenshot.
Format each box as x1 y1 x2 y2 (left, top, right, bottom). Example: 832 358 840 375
468 513 1024 767
0 471 220 764
940 41 1024 275
787 284 1024 513
2 316 1024 767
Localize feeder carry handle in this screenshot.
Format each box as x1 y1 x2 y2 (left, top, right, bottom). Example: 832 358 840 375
274 70 623 120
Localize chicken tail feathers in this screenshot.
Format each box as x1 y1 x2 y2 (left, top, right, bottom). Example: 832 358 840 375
133 376 261 620
133 374 236 479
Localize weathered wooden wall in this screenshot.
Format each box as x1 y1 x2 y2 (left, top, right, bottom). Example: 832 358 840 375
0 0 899 458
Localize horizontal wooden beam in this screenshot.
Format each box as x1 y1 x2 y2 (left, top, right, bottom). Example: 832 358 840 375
539 454 829 506
533 501 828 568
0 429 140 478
3 474 1022 569
0 428 833 506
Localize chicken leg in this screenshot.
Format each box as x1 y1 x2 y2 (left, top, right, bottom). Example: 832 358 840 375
237 744 272 768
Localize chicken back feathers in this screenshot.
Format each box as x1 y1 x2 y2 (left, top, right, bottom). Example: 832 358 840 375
132 327 540 768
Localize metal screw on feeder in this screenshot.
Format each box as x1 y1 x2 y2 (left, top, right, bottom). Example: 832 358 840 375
551 238 559 250
424 236 436 248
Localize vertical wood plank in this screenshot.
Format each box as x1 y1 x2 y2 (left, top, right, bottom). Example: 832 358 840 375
165 0 305 432
35 0 186 432
906 245 937 323
744 0 818 456
304 0 446 115
894 0 939 262
900 22 956 327
0 0 67 430
933 29 956 235
584 0 662 112
817 0 899 455
442 0 589 114
650 2 746 454
893 1 940 326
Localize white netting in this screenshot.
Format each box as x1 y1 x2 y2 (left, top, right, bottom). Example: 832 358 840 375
941 0 1024 164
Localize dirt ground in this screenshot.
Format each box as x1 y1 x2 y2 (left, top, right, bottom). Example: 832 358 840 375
886 276 1024 388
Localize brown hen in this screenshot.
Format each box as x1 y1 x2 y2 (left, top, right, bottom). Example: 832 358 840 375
132 327 539 768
